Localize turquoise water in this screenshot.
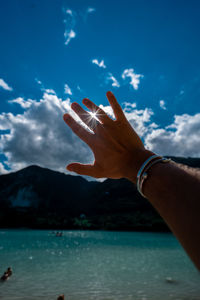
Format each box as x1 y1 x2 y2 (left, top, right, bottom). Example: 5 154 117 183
0 230 199 300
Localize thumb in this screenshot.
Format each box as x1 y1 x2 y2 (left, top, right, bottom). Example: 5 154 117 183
67 163 98 177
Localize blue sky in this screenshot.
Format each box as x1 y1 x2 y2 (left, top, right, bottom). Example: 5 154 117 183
0 0 200 174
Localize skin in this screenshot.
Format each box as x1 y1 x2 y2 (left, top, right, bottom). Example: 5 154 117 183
63 91 200 270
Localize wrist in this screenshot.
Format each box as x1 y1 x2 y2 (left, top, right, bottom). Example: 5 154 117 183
123 148 156 184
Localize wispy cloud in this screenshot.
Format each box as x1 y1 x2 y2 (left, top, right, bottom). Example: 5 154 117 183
123 102 137 111
0 78 13 91
43 89 56 94
87 7 96 14
107 73 120 88
63 8 76 46
92 59 106 69
64 29 76 45
159 100 167 110
8 97 34 109
35 78 42 85
82 7 96 22
64 83 72 95
122 68 143 90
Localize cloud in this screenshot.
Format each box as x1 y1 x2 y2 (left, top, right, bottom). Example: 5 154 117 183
64 84 72 95
35 78 42 85
82 7 96 22
125 107 154 137
106 73 120 88
100 102 153 138
159 100 167 110
87 7 96 14
145 113 200 157
64 29 76 46
43 89 56 94
0 91 93 174
8 97 34 109
0 78 13 91
0 163 8 174
0 93 154 174
92 59 106 69
123 101 137 110
1 90 200 176
63 8 76 46
122 68 143 90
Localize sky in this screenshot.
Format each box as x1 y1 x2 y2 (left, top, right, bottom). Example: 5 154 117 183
0 0 200 175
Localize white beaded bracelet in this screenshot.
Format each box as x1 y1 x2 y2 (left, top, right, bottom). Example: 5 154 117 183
136 155 171 198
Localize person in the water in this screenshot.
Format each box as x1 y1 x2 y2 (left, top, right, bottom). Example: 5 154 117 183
63 91 200 270
6 267 12 277
1 272 9 281
57 295 64 300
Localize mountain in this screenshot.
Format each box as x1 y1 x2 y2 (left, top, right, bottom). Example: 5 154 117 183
0 156 200 231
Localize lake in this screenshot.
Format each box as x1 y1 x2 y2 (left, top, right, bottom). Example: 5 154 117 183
0 230 199 300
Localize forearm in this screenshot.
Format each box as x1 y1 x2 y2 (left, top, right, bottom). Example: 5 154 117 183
128 157 200 269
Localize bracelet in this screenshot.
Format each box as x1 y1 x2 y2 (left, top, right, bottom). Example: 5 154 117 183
136 155 171 198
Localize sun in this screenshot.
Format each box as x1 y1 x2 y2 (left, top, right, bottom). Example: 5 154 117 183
89 111 98 120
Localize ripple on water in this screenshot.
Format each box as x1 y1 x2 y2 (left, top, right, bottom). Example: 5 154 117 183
0 230 199 300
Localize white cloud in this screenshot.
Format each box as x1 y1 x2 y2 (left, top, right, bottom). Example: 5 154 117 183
43 89 56 94
64 84 72 95
87 7 96 13
107 73 120 88
82 7 96 22
100 102 154 137
92 59 106 69
122 68 143 90
145 113 200 157
64 29 76 46
159 100 167 110
0 78 13 91
66 9 73 16
0 93 155 174
8 97 34 109
35 78 42 85
0 91 93 174
126 107 154 137
123 102 137 111
1 90 200 176
63 8 76 46
0 163 8 174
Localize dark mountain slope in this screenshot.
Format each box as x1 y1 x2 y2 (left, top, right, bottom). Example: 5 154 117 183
0 156 199 230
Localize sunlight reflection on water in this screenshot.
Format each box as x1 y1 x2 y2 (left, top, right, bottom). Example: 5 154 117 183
0 230 199 300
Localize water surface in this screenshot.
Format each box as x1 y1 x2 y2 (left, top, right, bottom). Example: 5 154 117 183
0 230 199 299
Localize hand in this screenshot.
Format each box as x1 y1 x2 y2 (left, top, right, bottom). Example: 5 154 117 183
63 91 153 183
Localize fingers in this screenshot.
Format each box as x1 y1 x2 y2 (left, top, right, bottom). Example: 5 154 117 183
106 91 126 121
82 98 111 124
71 102 100 131
63 113 93 145
67 163 99 177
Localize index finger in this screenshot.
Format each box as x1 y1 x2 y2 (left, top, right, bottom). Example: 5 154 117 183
106 91 126 121
63 113 93 146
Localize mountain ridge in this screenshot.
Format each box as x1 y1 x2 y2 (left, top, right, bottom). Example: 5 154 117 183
0 156 200 231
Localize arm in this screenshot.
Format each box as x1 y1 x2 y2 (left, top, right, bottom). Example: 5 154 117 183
63 91 200 270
